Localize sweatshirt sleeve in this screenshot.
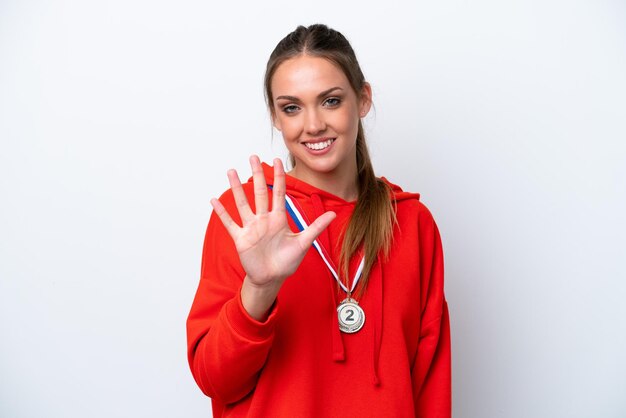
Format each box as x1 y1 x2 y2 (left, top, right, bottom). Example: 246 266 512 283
186 190 278 405
412 207 452 418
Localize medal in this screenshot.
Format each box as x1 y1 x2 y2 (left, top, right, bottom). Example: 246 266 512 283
337 298 365 333
284 194 367 333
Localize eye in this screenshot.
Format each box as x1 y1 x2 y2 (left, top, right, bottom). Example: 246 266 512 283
282 104 300 114
323 97 341 107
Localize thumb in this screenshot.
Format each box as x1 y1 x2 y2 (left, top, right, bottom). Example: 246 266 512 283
297 211 336 247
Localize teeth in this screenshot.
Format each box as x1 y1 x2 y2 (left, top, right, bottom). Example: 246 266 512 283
305 139 334 150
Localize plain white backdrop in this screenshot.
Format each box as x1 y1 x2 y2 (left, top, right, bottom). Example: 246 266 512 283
1 1 625 417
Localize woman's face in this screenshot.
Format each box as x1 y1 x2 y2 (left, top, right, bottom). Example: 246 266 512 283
270 55 371 185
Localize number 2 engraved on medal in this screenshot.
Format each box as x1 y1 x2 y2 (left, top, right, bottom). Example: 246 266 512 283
345 309 355 322
337 299 365 333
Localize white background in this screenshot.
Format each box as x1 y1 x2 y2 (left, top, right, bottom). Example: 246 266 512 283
1 1 625 417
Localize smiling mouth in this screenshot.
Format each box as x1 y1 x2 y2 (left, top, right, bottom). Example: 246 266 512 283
304 138 335 151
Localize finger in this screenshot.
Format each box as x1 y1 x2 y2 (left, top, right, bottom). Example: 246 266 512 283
271 158 286 215
250 155 268 215
210 198 241 239
298 211 336 247
227 168 254 222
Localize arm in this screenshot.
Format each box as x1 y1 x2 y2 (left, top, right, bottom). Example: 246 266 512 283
186 203 278 404
412 209 452 418
187 156 335 405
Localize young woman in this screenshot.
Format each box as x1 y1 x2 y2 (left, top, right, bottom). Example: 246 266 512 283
187 24 451 418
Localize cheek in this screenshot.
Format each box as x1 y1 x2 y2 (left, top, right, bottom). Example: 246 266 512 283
278 118 301 141
335 108 360 135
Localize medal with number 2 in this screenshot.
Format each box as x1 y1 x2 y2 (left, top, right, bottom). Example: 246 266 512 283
337 298 365 333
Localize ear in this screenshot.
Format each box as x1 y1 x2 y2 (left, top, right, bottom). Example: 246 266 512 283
358 82 373 118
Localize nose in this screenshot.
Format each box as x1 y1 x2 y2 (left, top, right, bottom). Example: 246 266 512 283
304 109 326 135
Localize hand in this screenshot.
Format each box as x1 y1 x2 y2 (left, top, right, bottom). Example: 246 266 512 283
210 155 336 319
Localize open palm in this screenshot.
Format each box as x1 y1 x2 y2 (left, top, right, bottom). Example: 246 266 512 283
211 156 336 289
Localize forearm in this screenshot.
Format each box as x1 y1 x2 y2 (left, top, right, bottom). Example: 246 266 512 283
189 289 277 404
412 301 451 417
240 276 281 321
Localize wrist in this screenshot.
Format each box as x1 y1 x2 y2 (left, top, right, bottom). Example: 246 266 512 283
240 278 280 321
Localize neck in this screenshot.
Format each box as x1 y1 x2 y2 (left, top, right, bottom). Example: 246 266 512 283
289 161 359 201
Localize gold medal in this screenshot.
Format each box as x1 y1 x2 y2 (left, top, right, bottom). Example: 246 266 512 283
337 298 365 333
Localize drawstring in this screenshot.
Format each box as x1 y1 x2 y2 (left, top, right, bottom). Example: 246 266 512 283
371 257 383 386
330 279 346 362
311 193 346 362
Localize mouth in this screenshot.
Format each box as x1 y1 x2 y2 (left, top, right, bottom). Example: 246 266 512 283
303 138 335 151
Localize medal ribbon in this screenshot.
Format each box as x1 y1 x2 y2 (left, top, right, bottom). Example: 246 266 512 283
284 194 364 295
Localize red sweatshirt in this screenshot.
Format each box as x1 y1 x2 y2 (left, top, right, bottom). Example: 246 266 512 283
187 163 451 418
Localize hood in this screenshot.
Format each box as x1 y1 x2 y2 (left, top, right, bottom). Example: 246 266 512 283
260 162 420 204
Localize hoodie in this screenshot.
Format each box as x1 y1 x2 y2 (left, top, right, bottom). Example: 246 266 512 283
187 162 451 418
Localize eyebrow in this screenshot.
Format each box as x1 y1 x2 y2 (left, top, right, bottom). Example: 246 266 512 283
275 87 344 102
